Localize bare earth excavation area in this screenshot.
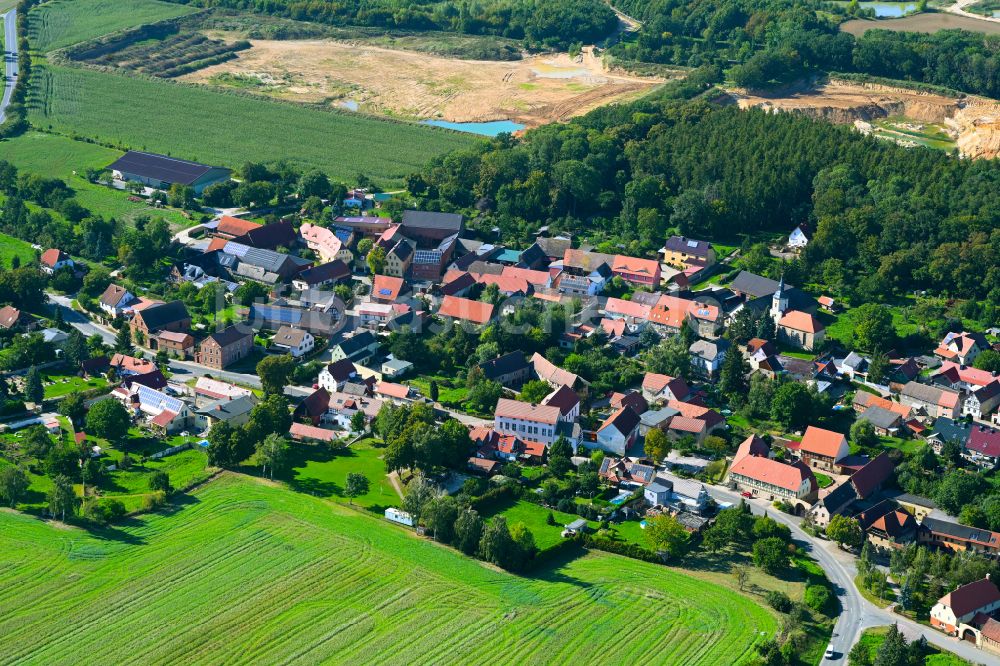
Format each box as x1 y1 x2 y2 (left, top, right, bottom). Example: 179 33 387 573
183 40 661 127
733 79 1000 158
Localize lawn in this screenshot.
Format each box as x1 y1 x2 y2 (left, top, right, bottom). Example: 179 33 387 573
0 474 778 664
28 0 197 52
813 472 834 489
42 372 110 399
407 374 468 404
853 627 970 665
0 232 36 269
283 438 399 510
96 447 211 512
0 132 193 227
481 497 600 550
28 63 475 186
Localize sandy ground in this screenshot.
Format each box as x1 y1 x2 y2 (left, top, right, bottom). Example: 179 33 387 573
840 11 1000 35
182 40 662 127
732 79 1000 158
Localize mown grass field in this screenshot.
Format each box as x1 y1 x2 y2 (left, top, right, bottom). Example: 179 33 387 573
0 232 37 268
0 474 778 664
28 0 197 52
481 497 601 550
283 438 400 510
0 132 194 226
28 63 475 185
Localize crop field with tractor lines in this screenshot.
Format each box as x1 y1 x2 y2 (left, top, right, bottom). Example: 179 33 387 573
0 474 777 665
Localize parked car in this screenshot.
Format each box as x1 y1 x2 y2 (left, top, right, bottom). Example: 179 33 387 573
741 491 753 498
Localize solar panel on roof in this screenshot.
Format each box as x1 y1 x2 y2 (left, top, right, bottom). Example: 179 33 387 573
379 289 392 295
136 385 184 414
686 240 699 248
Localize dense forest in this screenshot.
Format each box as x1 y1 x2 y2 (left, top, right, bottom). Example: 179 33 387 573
409 96 1000 305
163 0 616 48
607 0 1000 97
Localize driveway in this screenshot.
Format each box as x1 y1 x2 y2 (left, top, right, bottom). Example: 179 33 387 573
707 483 994 663
1 9 18 125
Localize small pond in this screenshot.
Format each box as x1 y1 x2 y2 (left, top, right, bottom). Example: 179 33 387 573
420 119 525 136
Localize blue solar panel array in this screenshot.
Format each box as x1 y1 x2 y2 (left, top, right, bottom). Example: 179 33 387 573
136 385 184 414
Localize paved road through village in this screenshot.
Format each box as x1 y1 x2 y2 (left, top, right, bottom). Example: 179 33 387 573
0 9 18 125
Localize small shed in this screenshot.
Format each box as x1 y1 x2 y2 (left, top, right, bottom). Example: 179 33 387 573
564 518 589 535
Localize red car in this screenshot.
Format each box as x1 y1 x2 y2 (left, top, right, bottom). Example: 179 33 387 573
741 491 753 499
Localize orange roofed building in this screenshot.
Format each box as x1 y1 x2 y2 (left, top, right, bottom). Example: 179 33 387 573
437 296 494 326
797 426 849 471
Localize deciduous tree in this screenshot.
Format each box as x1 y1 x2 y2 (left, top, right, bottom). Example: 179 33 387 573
344 472 370 504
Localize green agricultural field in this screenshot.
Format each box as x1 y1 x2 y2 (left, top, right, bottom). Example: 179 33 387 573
0 232 37 269
1 132 193 227
28 0 197 52
28 63 476 186
0 474 778 664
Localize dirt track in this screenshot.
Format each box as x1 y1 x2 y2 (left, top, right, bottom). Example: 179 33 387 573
182 40 662 126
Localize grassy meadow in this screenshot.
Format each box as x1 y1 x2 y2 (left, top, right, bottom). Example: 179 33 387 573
28 0 197 52
283 438 400 509
0 132 194 226
0 474 778 664
0 232 37 268
27 62 475 185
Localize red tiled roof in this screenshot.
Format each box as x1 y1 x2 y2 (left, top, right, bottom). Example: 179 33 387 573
668 415 707 434
290 422 338 442
217 215 261 237
600 318 627 337
206 237 230 253
495 398 560 425
734 434 769 462
666 400 723 429
110 354 156 374
612 255 659 277
531 353 581 388
151 409 179 428
375 381 410 400
501 266 550 286
642 373 690 400
468 457 499 473
730 456 812 493
438 296 493 324
778 310 823 333
604 297 650 321
40 248 68 267
373 274 404 301
522 440 547 457
968 426 1000 458
799 426 847 459
939 578 1000 618
599 406 641 437
936 361 998 388
853 392 912 418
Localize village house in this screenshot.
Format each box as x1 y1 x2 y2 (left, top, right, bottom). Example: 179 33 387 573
611 255 661 288
380 358 413 379
494 398 561 446
935 331 989 366
374 381 413 405
98 283 137 318
437 296 494 326
130 300 191 342
689 338 730 379
796 426 850 471
900 381 961 419
926 417 973 453
930 577 1000 637
857 499 918 550
214 215 260 240
542 385 581 422
40 248 75 275
271 326 315 358
195 325 253 370
371 274 405 304
108 150 230 194
193 394 260 431
531 352 586 391
113 384 190 434
330 331 379 364
787 224 811 249
153 330 194 359
110 353 157 376
478 351 531 388
193 377 252 407
919 517 1000 557
357 302 401 328
659 236 716 268
299 223 353 264
964 425 1000 469
0 306 37 331
385 240 414 278
290 421 339 444
599 457 656 486
318 359 360 393
641 372 691 404
857 405 905 436
593 406 642 456
727 454 817 506
292 260 351 291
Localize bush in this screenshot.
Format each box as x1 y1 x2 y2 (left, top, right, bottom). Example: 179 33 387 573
84 497 127 524
148 470 171 493
765 590 793 613
804 585 832 614
142 491 167 512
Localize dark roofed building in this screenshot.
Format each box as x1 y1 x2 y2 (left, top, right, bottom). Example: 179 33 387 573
919 517 1000 556
292 260 351 289
401 210 463 242
517 243 548 270
849 452 894 499
108 151 231 194
235 220 297 250
196 325 254 370
478 351 531 387
131 300 191 338
294 388 331 425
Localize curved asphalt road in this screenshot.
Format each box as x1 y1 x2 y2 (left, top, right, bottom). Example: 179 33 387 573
0 9 18 125
708 484 992 663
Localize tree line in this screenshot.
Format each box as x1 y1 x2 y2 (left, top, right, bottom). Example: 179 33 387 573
165 0 616 49
412 100 1000 304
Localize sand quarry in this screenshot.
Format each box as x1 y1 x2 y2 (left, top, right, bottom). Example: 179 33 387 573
732 79 1000 159
183 40 662 127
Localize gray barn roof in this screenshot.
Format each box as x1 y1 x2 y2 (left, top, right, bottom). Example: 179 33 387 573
108 151 229 186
